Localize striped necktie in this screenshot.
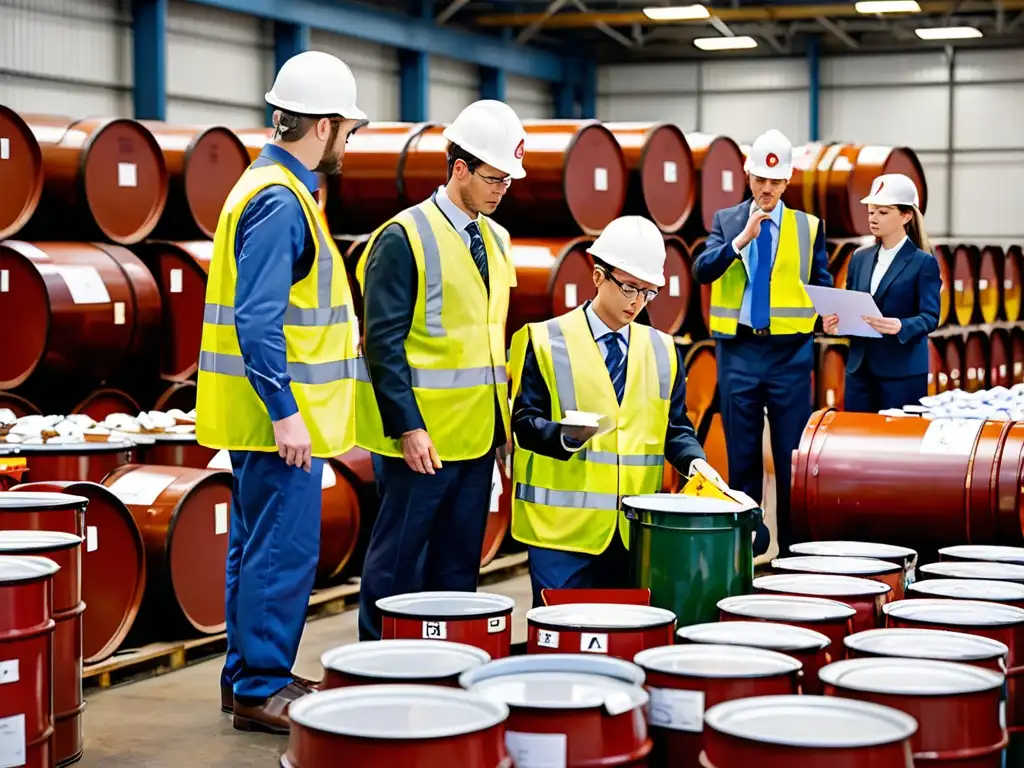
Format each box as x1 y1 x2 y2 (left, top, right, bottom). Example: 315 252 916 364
465 221 489 289
601 332 626 404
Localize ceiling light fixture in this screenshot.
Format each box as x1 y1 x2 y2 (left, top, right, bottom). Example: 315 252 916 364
915 25 983 39
694 35 758 50
643 5 711 21
854 0 921 13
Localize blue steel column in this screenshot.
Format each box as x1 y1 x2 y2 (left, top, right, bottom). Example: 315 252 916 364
132 0 167 121
807 35 821 141
399 0 431 122
266 22 310 127
579 58 597 119
480 66 506 102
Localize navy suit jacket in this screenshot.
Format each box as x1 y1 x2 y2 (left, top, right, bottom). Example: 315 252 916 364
692 200 832 339
844 241 941 379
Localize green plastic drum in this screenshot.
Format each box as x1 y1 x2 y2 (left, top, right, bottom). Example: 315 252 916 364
624 493 761 627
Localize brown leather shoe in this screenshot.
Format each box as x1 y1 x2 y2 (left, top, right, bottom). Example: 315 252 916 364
232 681 314 734
221 675 321 715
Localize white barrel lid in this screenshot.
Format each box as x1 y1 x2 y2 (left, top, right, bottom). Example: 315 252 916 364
468 671 648 716
0 530 83 552
0 441 134 454
754 573 891 598
884 598 1024 627
0 554 60 584
910 578 1024 603
321 640 490 680
678 621 830 652
921 561 1024 582
376 591 515 618
939 544 1024 564
0 491 90 510
704 694 918 748
458 654 646 690
634 643 802 678
719 594 857 622
773 555 900 576
526 602 676 629
844 628 1009 661
789 541 917 563
621 493 757 515
287 685 509 739
819 657 1004 695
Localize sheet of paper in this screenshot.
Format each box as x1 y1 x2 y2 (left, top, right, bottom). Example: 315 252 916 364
803 285 883 338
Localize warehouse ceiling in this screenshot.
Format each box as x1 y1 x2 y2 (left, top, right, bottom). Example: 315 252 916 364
426 0 1024 61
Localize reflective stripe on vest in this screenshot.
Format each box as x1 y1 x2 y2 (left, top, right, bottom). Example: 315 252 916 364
203 303 352 327
515 484 620 512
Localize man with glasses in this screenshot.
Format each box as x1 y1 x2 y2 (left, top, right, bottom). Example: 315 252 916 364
507 216 724 607
354 100 525 641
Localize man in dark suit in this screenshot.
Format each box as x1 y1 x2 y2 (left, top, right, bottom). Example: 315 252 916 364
692 128 832 555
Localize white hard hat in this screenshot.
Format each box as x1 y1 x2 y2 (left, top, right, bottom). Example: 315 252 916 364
860 173 920 208
443 100 527 179
265 50 367 120
744 129 793 180
586 216 666 288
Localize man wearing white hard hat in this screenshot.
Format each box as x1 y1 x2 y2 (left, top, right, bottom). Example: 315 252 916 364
354 100 525 640
508 216 719 606
692 128 831 557
822 173 940 412
195 50 367 732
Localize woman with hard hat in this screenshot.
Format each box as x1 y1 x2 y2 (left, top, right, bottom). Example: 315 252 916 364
195 50 367 732
822 173 941 412
354 99 525 641
507 216 724 608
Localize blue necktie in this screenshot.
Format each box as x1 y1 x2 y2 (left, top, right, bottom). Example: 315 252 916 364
602 332 626 404
750 218 773 330
465 222 489 289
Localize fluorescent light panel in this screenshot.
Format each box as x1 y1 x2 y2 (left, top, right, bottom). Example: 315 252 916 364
855 0 921 13
915 25 983 38
643 5 710 20
694 35 758 50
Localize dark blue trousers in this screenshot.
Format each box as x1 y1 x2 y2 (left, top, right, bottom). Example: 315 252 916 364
221 450 322 701
357 452 494 641
527 537 630 608
716 333 814 553
845 370 929 414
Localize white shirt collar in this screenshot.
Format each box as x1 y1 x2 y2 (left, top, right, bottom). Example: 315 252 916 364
434 184 476 233
585 301 630 343
879 236 908 259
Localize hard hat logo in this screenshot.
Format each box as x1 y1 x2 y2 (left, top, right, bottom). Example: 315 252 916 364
876 180 885 193
766 153 779 168
514 139 525 160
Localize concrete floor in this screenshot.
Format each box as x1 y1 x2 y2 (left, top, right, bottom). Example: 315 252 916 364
78 573 534 768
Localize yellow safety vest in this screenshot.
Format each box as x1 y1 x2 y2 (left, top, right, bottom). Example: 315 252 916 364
354 198 515 462
709 206 821 336
507 307 676 555
195 160 361 458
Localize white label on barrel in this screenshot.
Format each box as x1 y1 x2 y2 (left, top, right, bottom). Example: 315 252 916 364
1001 364 1007 377
663 161 677 184
648 687 705 732
54 265 111 305
1006 279 1014 290
505 731 567 768
113 301 126 325
487 616 506 634
106 470 176 506
594 167 608 192
0 713 25 768
86 526 98 552
214 503 228 535
422 621 447 640
954 279 964 292
170 268 183 294
118 162 138 188
0 138 8 160
490 459 502 514
580 633 608 653
920 418 985 456
721 170 734 192
826 388 835 407
536 629 559 649
321 463 336 490
669 275 680 297
0 270 7 293
979 278 989 290
1000 700 1007 729
0 661 18 685
564 283 578 308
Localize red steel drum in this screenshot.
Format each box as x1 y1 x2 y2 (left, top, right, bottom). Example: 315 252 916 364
71 389 141 422
142 123 250 239
941 545 1024 565
152 381 196 413
22 114 168 244
844 628 1009 680
0 530 85 766
0 442 135 484
0 555 59 768
815 338 848 409
964 331 989 392
321 640 490 690
700 694 917 767
685 134 746 233
102 464 232 636
930 338 946 394
605 122 696 234
0 105 44 239
789 539 919 587
377 591 515 660
684 340 718 433
1005 245 1024 323
676 621 832 695
791 409 1024 550
481 458 510 568
633 644 800 766
135 434 216 470
650 235 692 335
459 654 651 767
504 237 594 344
8 482 146 664
921 560 1024 585
753 573 890 633
944 336 965 390
282 685 511 768
940 243 978 326
771 555 905 601
909 578 1024 610
526 603 676 660
989 328 1011 389
0 393 41 418
821 657 1007 766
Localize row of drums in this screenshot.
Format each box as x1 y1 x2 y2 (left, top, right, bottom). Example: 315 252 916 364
268 539 1024 767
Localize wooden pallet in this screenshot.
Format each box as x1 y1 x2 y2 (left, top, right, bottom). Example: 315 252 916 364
83 551 529 691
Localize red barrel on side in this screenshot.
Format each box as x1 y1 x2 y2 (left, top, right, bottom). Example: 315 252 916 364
526 603 676 661
0 105 44 239
753 573 891 633
135 434 217 470
71 389 141 422
377 591 515 660
685 133 746 233
321 640 490 690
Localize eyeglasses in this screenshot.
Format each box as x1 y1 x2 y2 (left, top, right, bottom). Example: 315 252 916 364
472 169 512 188
599 268 658 303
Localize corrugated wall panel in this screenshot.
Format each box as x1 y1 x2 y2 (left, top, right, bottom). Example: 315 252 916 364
309 31 400 122
506 74 554 120
429 56 477 122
